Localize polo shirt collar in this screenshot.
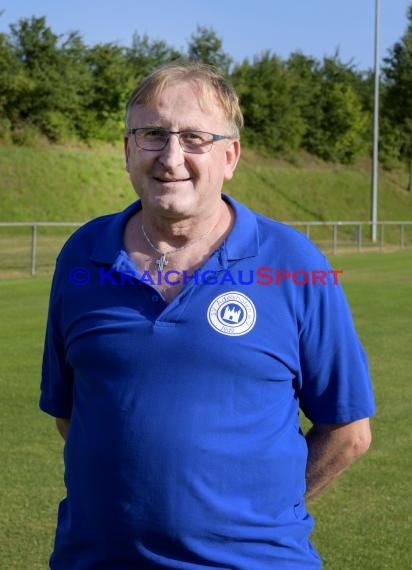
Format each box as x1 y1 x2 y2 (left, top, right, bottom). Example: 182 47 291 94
223 194 259 261
89 194 259 265
89 201 140 264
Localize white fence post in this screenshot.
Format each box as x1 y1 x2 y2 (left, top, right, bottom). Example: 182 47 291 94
332 224 337 254
357 223 362 252
31 224 37 277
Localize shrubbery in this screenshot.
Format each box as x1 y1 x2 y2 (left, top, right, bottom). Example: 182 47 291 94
1 8 411 180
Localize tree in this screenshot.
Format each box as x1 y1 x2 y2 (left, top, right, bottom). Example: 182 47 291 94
0 24 32 140
307 81 368 163
7 16 61 130
84 42 130 141
55 31 94 141
232 52 306 155
382 4 412 190
126 32 181 82
301 54 369 163
6 16 90 142
285 52 323 154
187 26 232 74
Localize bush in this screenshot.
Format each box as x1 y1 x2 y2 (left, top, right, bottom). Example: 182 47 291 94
11 123 44 147
0 117 12 143
39 111 76 144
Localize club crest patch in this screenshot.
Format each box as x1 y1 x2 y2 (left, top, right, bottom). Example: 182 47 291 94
207 291 256 336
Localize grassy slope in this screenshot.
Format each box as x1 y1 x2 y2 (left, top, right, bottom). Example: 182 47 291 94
1 145 412 222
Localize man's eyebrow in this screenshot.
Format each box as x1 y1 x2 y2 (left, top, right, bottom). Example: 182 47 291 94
139 124 167 129
139 123 205 131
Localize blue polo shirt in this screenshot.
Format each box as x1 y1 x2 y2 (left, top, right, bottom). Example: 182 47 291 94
40 195 374 570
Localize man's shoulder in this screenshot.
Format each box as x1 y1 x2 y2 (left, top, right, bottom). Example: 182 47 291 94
62 212 118 247
225 195 326 267
55 214 117 266
57 202 138 262
229 196 317 247
253 209 326 264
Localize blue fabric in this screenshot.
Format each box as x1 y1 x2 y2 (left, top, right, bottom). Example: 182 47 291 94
40 195 374 569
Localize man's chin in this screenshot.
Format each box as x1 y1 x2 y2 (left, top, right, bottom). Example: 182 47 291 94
145 194 197 219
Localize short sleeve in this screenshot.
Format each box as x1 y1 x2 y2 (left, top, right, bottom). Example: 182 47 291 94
39 261 73 419
298 260 375 424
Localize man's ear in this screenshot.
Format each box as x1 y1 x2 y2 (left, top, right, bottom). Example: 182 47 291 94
224 139 241 181
124 137 131 172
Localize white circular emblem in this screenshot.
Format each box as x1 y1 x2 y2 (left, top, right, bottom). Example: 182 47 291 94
207 291 256 336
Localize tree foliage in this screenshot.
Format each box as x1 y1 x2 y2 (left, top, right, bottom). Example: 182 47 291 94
300 55 369 163
0 11 410 171
187 25 232 74
382 5 412 188
232 53 305 154
126 32 180 83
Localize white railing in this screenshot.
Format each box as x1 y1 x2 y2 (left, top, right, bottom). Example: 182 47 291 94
0 220 411 278
287 220 412 255
0 222 81 278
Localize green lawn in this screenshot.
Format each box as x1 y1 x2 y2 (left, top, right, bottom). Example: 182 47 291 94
0 252 411 568
308 252 412 568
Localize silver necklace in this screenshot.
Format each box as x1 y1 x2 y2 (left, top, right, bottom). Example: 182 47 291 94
141 223 216 271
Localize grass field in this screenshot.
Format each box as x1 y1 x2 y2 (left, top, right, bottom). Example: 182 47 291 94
0 252 411 569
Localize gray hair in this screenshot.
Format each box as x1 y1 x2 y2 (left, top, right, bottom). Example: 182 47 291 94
125 60 243 138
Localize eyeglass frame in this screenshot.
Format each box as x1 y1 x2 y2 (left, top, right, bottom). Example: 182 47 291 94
126 127 234 154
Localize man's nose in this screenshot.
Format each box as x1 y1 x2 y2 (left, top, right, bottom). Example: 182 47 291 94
158 133 185 166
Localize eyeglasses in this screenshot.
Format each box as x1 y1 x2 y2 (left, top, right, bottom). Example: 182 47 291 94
126 127 233 154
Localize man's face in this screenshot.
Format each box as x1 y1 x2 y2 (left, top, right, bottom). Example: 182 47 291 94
124 81 240 221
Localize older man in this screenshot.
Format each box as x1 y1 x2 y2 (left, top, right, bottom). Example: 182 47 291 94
41 61 374 569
